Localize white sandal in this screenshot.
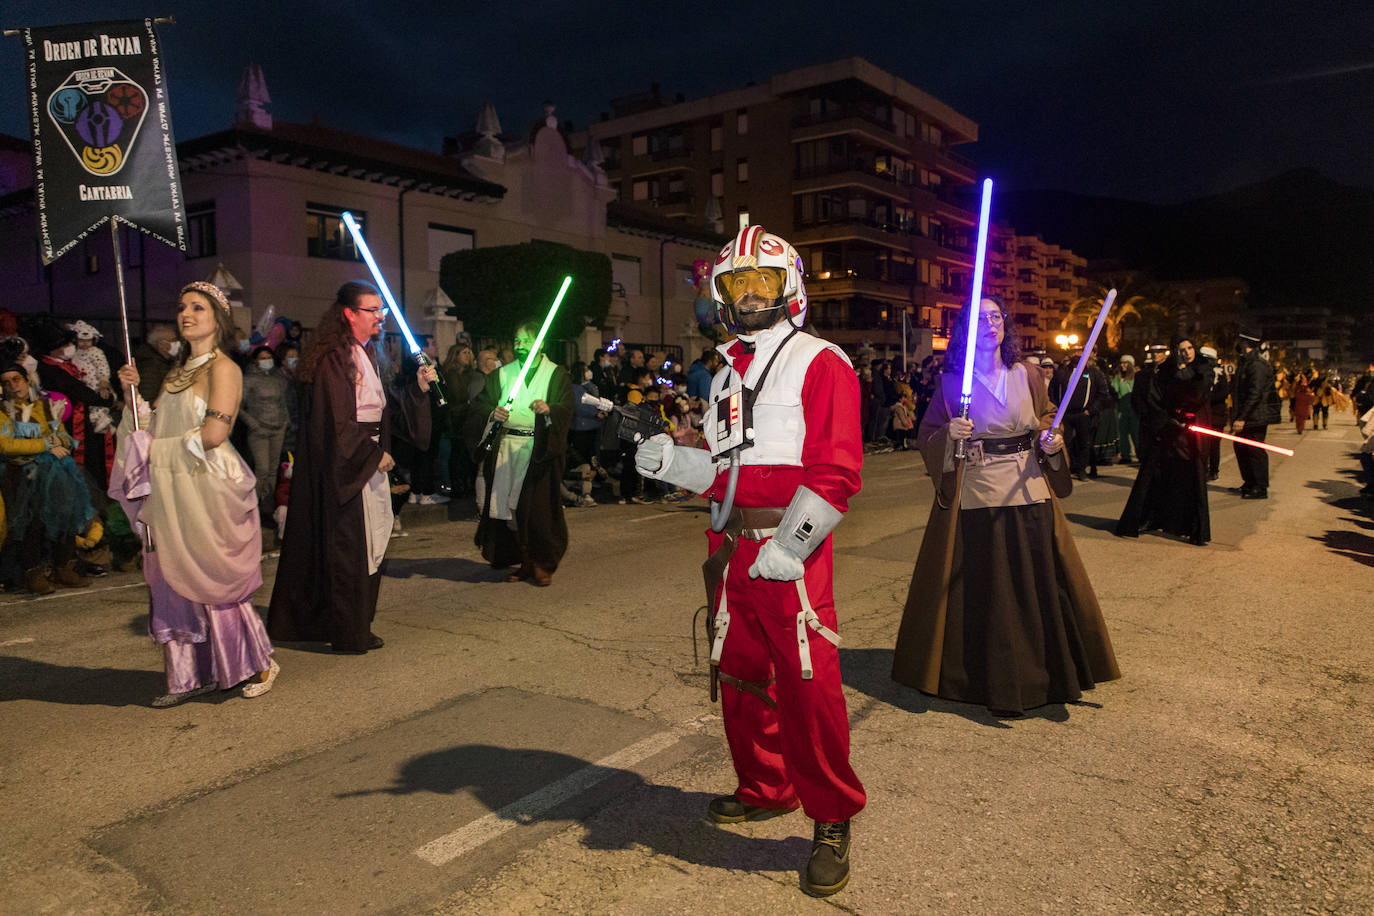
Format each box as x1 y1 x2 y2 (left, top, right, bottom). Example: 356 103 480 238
242 658 279 699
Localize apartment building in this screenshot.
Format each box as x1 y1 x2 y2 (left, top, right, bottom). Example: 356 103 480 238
991 231 1088 353
578 58 980 353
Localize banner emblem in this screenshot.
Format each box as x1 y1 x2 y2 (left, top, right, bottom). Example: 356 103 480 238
48 68 147 176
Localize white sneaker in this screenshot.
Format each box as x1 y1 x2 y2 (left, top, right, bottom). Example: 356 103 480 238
412 493 451 505
391 517 407 538
242 658 279 699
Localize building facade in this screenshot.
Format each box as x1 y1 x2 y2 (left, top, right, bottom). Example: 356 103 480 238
577 58 982 356
0 76 721 363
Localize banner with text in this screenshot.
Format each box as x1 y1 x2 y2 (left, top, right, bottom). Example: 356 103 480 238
23 18 186 263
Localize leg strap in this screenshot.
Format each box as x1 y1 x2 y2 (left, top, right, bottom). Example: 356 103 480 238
794 578 840 680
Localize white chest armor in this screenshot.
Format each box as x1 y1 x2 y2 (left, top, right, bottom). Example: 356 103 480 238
706 330 850 468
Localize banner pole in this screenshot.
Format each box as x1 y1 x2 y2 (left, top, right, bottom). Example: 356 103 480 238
110 219 155 552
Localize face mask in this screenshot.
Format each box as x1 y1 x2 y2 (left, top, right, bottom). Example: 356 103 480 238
600 359 609 368
258 359 274 371
583 370 593 382
285 357 299 371
167 340 182 357
59 344 76 360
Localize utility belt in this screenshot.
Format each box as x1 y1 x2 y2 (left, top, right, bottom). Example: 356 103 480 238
695 505 840 710
739 506 786 540
974 431 1035 455
504 427 536 438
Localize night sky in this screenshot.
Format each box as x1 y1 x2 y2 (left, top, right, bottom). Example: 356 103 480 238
3 0 1370 204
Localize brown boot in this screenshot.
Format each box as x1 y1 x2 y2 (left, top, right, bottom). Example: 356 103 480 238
53 560 91 589
25 567 55 596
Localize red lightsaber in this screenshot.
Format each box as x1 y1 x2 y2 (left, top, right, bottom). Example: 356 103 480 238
1187 425 1294 457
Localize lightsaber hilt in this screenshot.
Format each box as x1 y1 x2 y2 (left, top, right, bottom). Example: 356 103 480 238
416 352 447 408
953 396 972 460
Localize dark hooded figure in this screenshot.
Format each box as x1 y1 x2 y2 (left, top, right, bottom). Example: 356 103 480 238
1115 336 1212 545
267 281 432 653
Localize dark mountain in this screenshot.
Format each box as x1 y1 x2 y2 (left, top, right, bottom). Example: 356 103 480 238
998 170 1374 313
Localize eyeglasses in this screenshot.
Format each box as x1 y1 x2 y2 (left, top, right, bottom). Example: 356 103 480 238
978 311 1004 326
353 305 389 317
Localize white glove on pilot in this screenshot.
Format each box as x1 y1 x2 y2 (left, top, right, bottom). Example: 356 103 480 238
634 433 715 493
748 538 806 581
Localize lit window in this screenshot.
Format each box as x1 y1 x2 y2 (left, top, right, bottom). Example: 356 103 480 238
711 170 724 197
737 159 749 183
633 180 649 201
737 110 748 134
710 125 722 151
738 209 750 230
632 135 648 156
306 203 363 261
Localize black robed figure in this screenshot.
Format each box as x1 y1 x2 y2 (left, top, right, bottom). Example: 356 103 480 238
267 282 432 653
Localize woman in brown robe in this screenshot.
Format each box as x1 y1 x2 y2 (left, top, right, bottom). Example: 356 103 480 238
891 295 1120 714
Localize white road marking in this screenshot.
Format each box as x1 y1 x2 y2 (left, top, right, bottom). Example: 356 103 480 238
629 510 688 523
0 637 35 647
414 729 682 866
0 581 146 607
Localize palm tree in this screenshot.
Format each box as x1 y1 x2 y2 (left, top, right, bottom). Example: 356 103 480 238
1064 275 1174 352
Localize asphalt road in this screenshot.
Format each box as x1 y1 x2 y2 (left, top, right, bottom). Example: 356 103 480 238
1 421 1371 914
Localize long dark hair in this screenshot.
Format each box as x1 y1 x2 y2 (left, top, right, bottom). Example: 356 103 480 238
299 280 377 383
943 293 1021 372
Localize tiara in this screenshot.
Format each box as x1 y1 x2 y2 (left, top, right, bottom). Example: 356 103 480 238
180 281 231 313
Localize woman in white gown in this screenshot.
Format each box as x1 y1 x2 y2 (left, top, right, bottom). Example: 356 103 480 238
113 281 279 707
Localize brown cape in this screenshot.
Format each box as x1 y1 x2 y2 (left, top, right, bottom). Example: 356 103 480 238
891 360 1120 696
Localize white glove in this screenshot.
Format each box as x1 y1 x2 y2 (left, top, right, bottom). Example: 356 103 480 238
635 433 674 478
748 538 805 581
635 433 715 493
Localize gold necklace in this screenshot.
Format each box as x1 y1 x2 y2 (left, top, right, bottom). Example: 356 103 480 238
162 351 217 394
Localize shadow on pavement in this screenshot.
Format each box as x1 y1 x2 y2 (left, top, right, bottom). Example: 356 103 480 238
383 556 503 583
0 654 159 706
338 744 810 871
839 647 1074 729
1312 530 1374 568
1064 512 1120 534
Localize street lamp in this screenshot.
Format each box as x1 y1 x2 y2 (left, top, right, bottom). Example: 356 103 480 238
1054 333 1080 349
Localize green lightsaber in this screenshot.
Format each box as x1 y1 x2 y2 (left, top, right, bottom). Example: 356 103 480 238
477 275 573 454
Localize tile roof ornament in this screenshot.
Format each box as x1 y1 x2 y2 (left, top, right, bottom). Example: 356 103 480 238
235 63 272 131
473 101 504 161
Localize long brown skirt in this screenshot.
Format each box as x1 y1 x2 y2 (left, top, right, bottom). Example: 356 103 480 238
893 501 1106 713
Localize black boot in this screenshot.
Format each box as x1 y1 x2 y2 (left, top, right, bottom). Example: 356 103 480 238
706 794 797 824
803 819 851 897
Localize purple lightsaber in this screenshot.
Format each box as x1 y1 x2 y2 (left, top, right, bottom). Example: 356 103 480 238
955 177 995 460
1049 289 1117 431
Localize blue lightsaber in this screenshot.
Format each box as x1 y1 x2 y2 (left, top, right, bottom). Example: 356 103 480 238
955 178 994 460
341 211 448 407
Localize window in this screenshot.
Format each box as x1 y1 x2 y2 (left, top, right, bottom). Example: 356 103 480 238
710 122 723 151
612 253 641 296
736 159 749 183
187 201 216 259
306 203 363 260
711 169 724 198
632 134 648 156
632 180 649 201
737 208 750 230
737 110 749 134
427 222 474 271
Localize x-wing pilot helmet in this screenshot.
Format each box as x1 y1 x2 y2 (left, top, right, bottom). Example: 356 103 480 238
710 225 808 335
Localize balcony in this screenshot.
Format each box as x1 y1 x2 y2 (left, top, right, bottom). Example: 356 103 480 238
793 164 937 208
792 216 927 253
649 143 694 164
804 274 917 304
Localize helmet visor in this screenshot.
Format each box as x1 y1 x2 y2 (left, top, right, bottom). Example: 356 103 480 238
714 267 786 305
